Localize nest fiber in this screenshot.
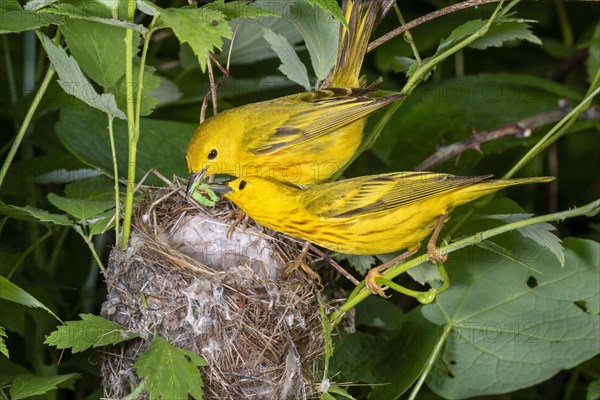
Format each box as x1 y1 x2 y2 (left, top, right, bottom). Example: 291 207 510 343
101 184 324 399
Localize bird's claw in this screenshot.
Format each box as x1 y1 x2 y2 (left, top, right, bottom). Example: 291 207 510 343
427 244 447 264
365 270 388 297
226 209 247 239
285 258 320 282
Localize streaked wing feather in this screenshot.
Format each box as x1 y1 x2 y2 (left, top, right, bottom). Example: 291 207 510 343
304 172 492 218
246 89 402 155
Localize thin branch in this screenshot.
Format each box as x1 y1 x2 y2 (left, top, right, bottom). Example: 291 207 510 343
309 245 360 286
206 55 218 117
226 20 242 73
368 0 503 53
198 22 239 123
209 52 229 77
415 102 600 171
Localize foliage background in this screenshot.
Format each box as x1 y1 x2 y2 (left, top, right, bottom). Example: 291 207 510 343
0 0 598 399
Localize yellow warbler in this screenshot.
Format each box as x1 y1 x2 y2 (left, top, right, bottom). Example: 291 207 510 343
186 0 401 191
213 172 554 294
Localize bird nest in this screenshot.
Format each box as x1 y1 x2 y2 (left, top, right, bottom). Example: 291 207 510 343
101 180 325 399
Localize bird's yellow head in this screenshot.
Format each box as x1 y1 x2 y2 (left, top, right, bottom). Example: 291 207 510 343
185 112 242 195
212 176 298 211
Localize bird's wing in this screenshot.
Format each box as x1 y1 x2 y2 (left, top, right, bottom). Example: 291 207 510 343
244 89 403 155
303 172 492 218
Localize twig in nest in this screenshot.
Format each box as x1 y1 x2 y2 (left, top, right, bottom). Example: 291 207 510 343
368 0 504 53
414 101 600 171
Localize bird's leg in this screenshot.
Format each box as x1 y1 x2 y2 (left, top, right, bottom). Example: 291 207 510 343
226 208 247 239
309 245 360 286
365 248 419 297
427 211 449 263
284 241 320 281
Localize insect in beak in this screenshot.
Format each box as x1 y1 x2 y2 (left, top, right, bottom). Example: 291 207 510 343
207 184 232 195
186 167 207 197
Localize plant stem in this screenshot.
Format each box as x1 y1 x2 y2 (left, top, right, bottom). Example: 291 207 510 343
76 227 106 275
329 198 600 325
504 83 600 179
393 4 421 65
0 62 55 189
6 229 53 279
107 113 120 241
554 0 573 49
408 324 452 400
2 36 17 105
120 0 138 249
48 226 69 277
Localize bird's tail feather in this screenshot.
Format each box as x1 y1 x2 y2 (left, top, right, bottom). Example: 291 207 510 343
330 0 386 88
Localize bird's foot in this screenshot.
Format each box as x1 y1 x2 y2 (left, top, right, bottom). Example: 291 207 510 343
427 243 448 264
226 209 247 239
365 269 388 297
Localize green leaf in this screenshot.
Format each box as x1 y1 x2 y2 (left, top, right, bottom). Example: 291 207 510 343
37 4 148 32
44 314 138 353
335 254 376 275
47 193 114 221
438 16 540 54
37 33 126 119
10 373 79 400
0 276 61 322
145 2 232 72
476 240 540 273
588 380 600 400
134 335 207 400
0 326 8 358
306 0 346 26
55 101 195 180
214 0 303 66
390 56 416 74
203 0 278 20
438 19 488 53
87 209 117 235
470 19 541 50
291 0 339 81
0 0 62 34
62 19 139 87
421 237 600 398
263 27 311 89
325 384 357 399
481 213 564 267
108 60 160 116
330 309 442 398
50 0 125 18
23 0 59 11
354 296 403 331
64 176 116 200
0 358 29 387
377 252 444 287
0 202 72 227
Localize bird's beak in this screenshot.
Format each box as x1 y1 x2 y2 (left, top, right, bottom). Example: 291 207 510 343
186 167 207 197
207 183 232 195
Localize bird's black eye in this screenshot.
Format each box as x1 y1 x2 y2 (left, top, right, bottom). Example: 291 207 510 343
238 180 247 190
208 149 218 160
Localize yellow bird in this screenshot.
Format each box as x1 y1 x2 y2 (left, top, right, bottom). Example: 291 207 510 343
186 0 402 192
212 172 554 295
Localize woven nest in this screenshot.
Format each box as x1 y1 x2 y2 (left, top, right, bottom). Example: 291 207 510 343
101 180 325 399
